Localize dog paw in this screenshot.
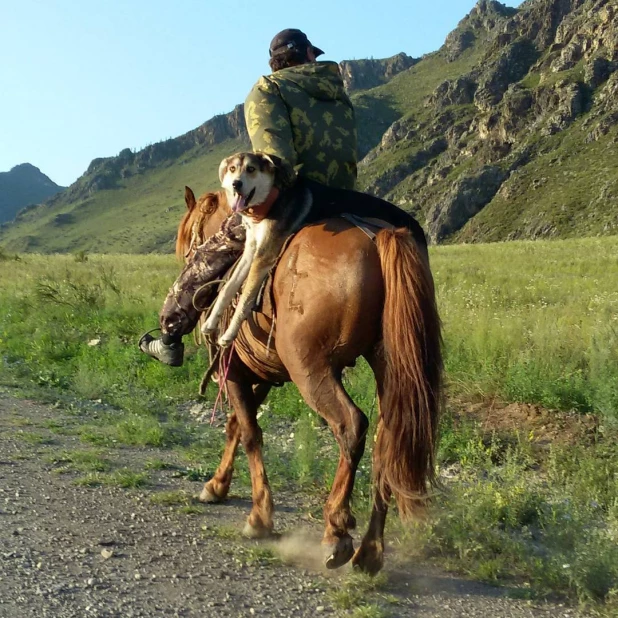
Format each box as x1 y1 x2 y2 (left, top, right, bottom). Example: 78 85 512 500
217 329 237 348
201 319 217 335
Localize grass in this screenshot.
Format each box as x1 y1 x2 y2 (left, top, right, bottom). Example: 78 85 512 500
329 572 395 617
0 137 248 254
431 236 618 418
75 468 149 488
45 449 112 473
16 430 55 445
0 239 617 612
400 419 618 609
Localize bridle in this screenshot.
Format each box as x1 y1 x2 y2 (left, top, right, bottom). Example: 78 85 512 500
184 208 211 259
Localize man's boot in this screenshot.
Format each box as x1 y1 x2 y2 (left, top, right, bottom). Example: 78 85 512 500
139 332 185 367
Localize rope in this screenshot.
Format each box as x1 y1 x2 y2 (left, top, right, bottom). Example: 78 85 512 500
138 327 162 347
209 342 235 425
266 315 276 358
199 347 221 396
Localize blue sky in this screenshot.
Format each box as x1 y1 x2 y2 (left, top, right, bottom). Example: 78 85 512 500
0 0 522 187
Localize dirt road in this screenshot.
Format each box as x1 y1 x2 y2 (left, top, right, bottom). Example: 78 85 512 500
0 392 586 617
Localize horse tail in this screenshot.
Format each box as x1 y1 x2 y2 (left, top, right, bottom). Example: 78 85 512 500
374 228 443 519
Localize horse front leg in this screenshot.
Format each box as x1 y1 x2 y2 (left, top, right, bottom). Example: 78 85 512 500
199 382 271 504
225 373 274 538
199 412 241 503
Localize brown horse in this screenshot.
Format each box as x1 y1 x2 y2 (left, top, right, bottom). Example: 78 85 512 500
177 186 442 574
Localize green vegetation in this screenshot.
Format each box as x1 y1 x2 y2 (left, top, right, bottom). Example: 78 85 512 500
0 138 247 254
329 572 394 617
406 420 618 609
432 237 618 417
0 238 617 612
75 468 149 488
45 449 112 473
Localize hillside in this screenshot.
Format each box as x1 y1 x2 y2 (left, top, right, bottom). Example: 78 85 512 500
356 0 618 242
1 0 617 252
0 164 65 224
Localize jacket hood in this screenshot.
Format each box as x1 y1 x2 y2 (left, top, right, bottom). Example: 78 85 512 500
271 61 349 103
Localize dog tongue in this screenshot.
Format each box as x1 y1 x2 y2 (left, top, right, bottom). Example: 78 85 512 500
232 194 248 212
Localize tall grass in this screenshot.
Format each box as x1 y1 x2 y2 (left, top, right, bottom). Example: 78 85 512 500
1 238 617 610
0 253 208 415
432 237 618 419
1 237 617 419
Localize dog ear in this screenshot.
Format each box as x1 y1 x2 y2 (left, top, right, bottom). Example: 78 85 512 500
218 157 230 184
184 186 197 211
261 153 296 189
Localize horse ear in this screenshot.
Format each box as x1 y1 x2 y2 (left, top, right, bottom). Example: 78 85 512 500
261 153 296 189
184 186 197 211
218 157 230 184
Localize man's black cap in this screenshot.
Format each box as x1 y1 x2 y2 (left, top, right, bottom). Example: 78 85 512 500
269 29 325 58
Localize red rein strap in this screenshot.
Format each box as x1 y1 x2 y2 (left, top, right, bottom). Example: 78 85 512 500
210 341 235 425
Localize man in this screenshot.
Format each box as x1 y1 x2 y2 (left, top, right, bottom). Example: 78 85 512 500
140 28 357 365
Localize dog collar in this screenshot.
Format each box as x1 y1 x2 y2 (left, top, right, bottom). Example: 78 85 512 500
244 187 280 222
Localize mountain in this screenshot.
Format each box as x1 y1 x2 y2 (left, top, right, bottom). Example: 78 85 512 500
1 0 617 253
358 0 618 242
0 164 65 224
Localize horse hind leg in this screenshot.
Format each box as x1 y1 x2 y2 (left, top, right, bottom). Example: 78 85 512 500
353 353 389 575
288 365 369 569
352 418 390 575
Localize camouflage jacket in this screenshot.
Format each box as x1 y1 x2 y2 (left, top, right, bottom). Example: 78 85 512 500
244 61 357 190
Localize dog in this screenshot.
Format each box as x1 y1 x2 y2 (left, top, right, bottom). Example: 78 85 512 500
201 152 308 348
202 151 429 348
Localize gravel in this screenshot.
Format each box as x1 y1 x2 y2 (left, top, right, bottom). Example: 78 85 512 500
0 392 591 617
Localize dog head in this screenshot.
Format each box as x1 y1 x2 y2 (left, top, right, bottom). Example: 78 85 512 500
218 152 295 213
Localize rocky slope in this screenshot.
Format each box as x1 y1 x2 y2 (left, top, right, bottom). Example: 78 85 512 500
359 0 618 242
1 0 616 252
0 164 65 224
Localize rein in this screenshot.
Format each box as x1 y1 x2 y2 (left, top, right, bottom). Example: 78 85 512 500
209 342 235 425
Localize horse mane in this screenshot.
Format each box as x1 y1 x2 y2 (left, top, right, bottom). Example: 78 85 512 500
175 190 227 260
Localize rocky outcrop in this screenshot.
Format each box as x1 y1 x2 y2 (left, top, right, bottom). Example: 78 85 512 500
427 76 478 108
426 166 508 241
358 0 618 242
365 138 448 196
339 53 417 92
444 0 518 61
474 38 539 110
77 105 248 198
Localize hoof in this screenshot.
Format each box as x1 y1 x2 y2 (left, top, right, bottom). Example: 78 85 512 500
197 485 222 503
243 521 273 539
323 535 355 569
351 541 384 575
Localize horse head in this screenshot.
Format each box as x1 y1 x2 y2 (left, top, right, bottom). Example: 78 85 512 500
176 187 231 260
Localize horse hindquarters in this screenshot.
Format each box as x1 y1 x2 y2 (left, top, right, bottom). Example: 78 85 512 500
273 222 383 568
373 228 443 518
